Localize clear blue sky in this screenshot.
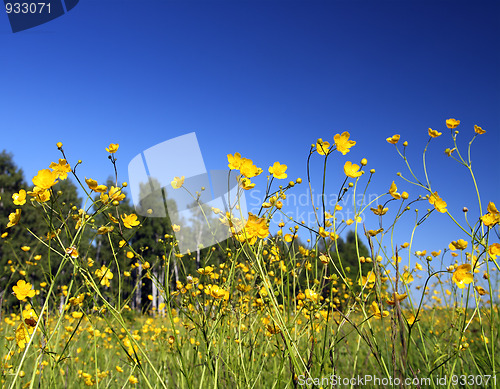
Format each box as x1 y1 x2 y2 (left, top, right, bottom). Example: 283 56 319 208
1 0 499 268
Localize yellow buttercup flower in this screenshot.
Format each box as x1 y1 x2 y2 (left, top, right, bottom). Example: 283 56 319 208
481 202 499 227
236 213 269 245
85 178 107 193
446 118 460 129
488 243 500 260
343 161 362 178
197 266 214 275
227 153 244 170
95 265 113 287
240 159 262 178
238 176 255 190
474 125 486 134
49 159 71 180
128 375 138 385
452 264 473 289
449 239 468 251
15 323 33 349
386 292 408 306
316 139 330 155
101 186 126 204
386 134 400 145
333 131 356 155
32 169 58 190
171 176 185 189
206 284 228 300
268 162 288 179
370 204 388 215
444 148 456 157
428 191 447 213
475 286 488 296
428 128 442 138
7 209 21 228
370 301 389 318
12 280 36 300
389 181 401 200
12 189 27 205
304 289 319 302
121 213 140 229
106 143 119 153
65 246 79 258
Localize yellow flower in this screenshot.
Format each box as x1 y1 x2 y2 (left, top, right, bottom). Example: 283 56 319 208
452 264 473 289
121 213 140 229
236 213 269 244
95 265 113 287
115 366 123 373
101 186 126 204
171 176 185 189
21 246 30 252
401 271 414 284
15 323 33 349
488 243 500 260
446 118 460 129
386 292 408 306
316 139 330 155
32 169 58 190
481 202 500 227
240 159 262 178
106 143 119 153
197 266 214 275
206 285 228 300
12 280 36 300
56 142 63 148
386 134 400 145
474 125 486 134
238 176 255 190
370 301 389 318
85 178 107 193
370 204 388 215
27 187 51 202
72 311 83 319
172 224 181 232
449 239 468 251
428 191 447 213
97 226 114 235
389 181 401 200
304 289 319 302
333 131 356 155
49 159 71 180
128 375 138 384
12 190 26 205
227 153 244 170
359 271 376 288
428 128 442 138
65 246 79 258
475 286 488 296
7 209 21 228
343 161 362 178
268 162 288 179
444 148 456 157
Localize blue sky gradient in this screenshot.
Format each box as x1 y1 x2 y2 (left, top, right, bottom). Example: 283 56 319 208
1 0 499 266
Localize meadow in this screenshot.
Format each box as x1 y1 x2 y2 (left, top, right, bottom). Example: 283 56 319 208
0 120 498 388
